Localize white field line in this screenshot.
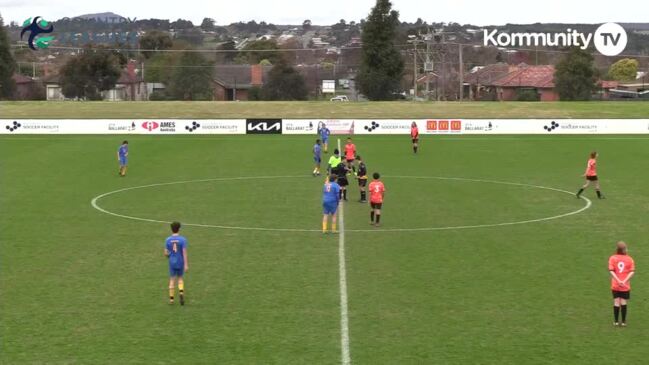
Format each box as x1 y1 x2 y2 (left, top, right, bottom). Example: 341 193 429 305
337 138 351 365
90 176 591 233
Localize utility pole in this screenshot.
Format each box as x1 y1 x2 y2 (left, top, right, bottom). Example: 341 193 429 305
425 33 431 101
408 36 425 101
458 43 463 101
413 41 417 100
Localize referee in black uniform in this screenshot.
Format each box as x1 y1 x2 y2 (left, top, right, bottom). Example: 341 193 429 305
333 161 350 201
356 155 368 202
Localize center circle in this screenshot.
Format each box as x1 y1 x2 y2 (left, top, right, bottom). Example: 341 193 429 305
91 175 591 233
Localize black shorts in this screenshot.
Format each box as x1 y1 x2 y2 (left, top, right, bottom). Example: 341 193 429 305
586 176 598 181
370 202 383 209
412 138 419 143
338 177 349 187
612 290 630 299
358 178 367 187
346 159 355 164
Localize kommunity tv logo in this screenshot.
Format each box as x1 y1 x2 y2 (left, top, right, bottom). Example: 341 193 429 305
483 23 627 56
21 16 55 50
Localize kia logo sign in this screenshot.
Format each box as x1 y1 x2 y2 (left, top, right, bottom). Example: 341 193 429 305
246 119 282 134
142 121 159 131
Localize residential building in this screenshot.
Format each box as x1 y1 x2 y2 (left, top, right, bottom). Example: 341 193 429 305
492 65 557 101
213 64 268 101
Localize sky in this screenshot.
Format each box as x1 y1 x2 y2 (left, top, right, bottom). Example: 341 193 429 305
1 0 648 26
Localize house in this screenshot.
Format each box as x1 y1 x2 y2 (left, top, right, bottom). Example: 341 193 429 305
213 64 269 101
103 61 146 101
491 64 557 101
596 80 619 99
11 73 37 100
212 64 337 101
463 63 513 100
416 73 439 97
43 60 146 101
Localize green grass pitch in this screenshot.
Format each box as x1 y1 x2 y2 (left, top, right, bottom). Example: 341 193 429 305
1 100 649 119
2 134 649 364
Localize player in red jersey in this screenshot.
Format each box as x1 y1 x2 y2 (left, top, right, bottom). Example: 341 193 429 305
576 151 604 199
368 172 385 226
344 137 357 173
410 122 419 153
609 241 635 326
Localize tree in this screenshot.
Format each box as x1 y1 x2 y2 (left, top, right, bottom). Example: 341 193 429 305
554 47 597 101
237 39 281 64
139 31 173 59
0 13 16 99
356 0 404 100
302 19 312 31
216 40 237 63
201 17 215 31
608 58 638 82
176 28 205 45
60 49 123 100
167 51 214 100
261 59 308 100
170 19 194 30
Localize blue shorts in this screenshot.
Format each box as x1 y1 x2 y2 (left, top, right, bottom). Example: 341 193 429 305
314 156 321 164
322 137 329 144
323 201 338 215
169 266 184 277
119 156 127 166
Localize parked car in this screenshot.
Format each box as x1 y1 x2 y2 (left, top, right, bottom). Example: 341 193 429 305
330 95 349 102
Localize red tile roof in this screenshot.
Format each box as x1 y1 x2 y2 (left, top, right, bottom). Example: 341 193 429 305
464 63 511 85
492 65 555 88
12 73 34 84
117 70 143 84
599 80 619 89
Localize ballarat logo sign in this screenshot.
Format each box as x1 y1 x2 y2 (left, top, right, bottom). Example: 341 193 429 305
246 119 282 134
483 22 627 56
21 16 54 50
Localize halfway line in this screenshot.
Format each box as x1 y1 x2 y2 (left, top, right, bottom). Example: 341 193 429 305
337 138 351 365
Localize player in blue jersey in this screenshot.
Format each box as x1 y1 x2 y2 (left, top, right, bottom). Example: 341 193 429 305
322 175 341 233
164 221 189 305
117 140 128 177
318 123 331 154
313 139 322 176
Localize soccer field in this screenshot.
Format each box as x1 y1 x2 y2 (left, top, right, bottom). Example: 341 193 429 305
2 134 649 364
1 100 649 119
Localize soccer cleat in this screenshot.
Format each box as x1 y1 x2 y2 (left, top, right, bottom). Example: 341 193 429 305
621 322 627 327
614 322 620 326
169 299 174 305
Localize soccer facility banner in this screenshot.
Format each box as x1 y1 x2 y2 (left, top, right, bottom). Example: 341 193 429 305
3 119 649 135
355 119 416 134
418 119 649 135
0 120 246 134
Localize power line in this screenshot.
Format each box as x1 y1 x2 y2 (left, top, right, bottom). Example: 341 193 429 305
12 42 649 59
